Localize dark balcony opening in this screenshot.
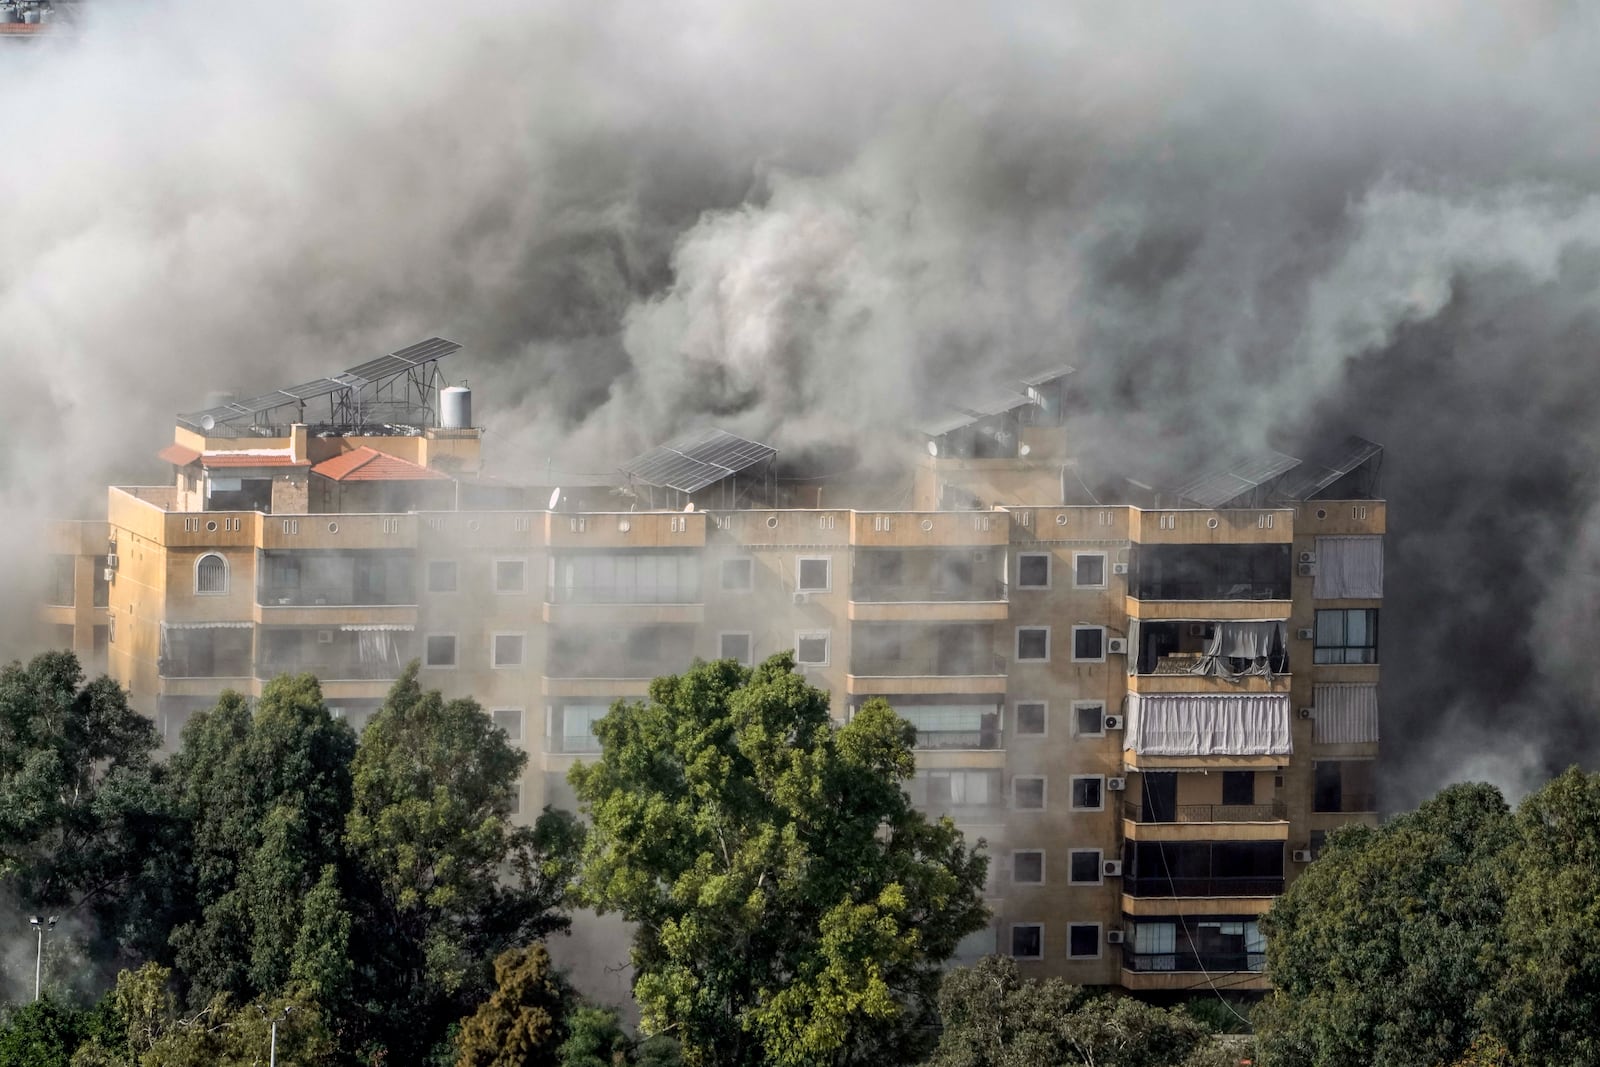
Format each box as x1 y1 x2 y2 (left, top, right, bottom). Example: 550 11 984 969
160 626 253 679
208 478 273 513
551 700 619 753
258 550 416 607
550 551 703 605
870 697 1004 750
1123 917 1266 973
906 768 1004 818
47 554 75 607
852 548 1005 603
1314 759 1377 813
1136 621 1287 676
547 625 696 679
850 623 999 676
1130 544 1291 601
1122 841 1284 897
256 626 411 681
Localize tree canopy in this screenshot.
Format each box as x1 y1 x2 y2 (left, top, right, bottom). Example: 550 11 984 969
570 653 990 1067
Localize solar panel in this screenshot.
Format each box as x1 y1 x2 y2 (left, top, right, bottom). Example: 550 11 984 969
1273 436 1383 501
1017 362 1076 387
620 428 777 493
1174 450 1302 508
347 337 460 381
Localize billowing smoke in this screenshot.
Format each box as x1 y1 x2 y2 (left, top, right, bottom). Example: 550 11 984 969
6 0 1600 803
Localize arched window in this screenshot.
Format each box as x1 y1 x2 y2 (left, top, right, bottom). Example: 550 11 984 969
195 553 228 595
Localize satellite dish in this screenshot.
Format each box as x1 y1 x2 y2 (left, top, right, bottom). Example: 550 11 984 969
200 414 216 432
926 440 940 457
547 487 562 511
684 502 695 512
1019 444 1032 457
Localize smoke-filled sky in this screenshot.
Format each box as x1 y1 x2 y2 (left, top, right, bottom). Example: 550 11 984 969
5 0 1600 806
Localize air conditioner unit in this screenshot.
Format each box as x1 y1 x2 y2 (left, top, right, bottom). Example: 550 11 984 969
316 630 335 645
105 553 119 569
1292 849 1315 863
1105 929 1126 945
1298 562 1318 577
1102 860 1123 877
1103 714 1124 731
1298 706 1315 720
1106 776 1127 792
1112 562 1129 575
1298 550 1317 565
972 550 989 563
1297 627 1315 640
102 567 115 583
1106 637 1129 655
793 592 811 605
1187 623 1207 637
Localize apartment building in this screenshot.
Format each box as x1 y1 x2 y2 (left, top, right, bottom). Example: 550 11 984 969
43 339 1384 991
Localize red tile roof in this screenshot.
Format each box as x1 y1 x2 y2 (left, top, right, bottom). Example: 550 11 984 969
157 443 202 466
201 452 308 468
312 446 449 482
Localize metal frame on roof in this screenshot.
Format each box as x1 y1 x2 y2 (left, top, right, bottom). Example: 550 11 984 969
1174 450 1303 509
621 428 777 494
177 337 461 435
1272 436 1383 501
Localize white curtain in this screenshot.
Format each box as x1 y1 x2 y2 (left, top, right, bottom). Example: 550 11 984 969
1315 536 1384 598
1126 693 1292 756
1312 683 1380 743
1191 621 1286 679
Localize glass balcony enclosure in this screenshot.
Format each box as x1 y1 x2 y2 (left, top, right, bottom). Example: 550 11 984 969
852 548 1005 602
1130 544 1290 601
549 551 702 604
258 550 416 606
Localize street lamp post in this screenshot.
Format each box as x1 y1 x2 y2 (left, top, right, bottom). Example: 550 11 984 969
28 915 57 1002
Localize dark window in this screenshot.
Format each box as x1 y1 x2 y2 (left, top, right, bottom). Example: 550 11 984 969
1069 850 1102 884
1130 544 1292 600
1017 628 1049 661
796 633 829 665
1075 554 1106 587
492 709 523 741
1015 702 1046 735
1018 554 1051 588
492 634 525 667
1314 761 1376 813
719 632 752 665
196 553 228 594
798 558 831 591
1014 777 1045 810
425 635 457 667
1314 609 1379 664
1072 777 1103 810
1075 704 1105 736
1012 851 1044 884
1072 627 1104 660
427 560 458 593
495 559 527 594
1068 924 1100 958
48 555 75 606
721 558 754 591
1010 925 1043 959
1222 771 1255 807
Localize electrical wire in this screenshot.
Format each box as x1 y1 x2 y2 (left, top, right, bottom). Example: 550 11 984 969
1149 819 1256 1031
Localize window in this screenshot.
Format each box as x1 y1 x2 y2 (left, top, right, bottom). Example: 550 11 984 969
1070 775 1104 811
1009 924 1044 960
1013 776 1046 811
795 631 830 666
507 782 523 817
1016 627 1050 662
1074 702 1106 737
195 553 228 595
1071 626 1105 662
495 559 528 594
1011 850 1045 885
427 560 458 593
48 555 75 606
721 557 754 592
1073 552 1107 588
1017 553 1051 588
425 634 457 668
797 557 832 592
1069 850 1103 884
719 632 753 666
1222 771 1255 807
1314 609 1378 664
1314 760 1377 813
492 633 525 668
492 708 524 741
1014 701 1046 736
912 769 1000 810
1068 923 1101 959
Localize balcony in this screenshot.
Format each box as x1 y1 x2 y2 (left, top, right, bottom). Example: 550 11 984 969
1124 801 1286 823
1123 876 1284 898
1122 950 1266 974
543 601 704 625
1122 800 1290 842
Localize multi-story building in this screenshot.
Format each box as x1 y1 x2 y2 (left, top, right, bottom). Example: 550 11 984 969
43 338 1384 992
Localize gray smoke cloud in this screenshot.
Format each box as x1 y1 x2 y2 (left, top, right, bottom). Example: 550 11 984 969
6 0 1600 805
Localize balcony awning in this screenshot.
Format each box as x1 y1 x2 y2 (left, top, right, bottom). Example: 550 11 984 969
339 624 415 632
1126 693 1291 757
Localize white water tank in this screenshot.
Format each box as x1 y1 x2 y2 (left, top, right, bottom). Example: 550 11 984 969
440 384 473 429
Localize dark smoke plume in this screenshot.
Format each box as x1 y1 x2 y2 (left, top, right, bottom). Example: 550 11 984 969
5 0 1600 803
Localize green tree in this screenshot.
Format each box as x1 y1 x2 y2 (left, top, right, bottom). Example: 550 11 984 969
455 942 569 1067
926 955 1208 1067
558 1005 629 1067
345 664 580 1061
1256 782 1516 1066
0 997 93 1067
570 654 989 1067
165 676 358 1006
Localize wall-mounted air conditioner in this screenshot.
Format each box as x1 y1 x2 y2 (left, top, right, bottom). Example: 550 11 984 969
1105 929 1126 945
102 568 115 583
1297 627 1315 640
1107 637 1129 655
1298 562 1318 577
972 550 989 563
1102 860 1123 877
1292 849 1315 863
1112 562 1129 575
793 592 811 605
1106 776 1127 792
1298 550 1317 564
1298 706 1315 720
316 630 335 645
1103 714 1124 731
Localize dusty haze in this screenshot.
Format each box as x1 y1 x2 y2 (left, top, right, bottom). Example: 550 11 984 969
5 0 1600 808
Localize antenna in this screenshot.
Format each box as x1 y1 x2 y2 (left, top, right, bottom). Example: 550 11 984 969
1019 443 1032 457
926 440 940 457
547 487 562 511
200 414 216 432
684 502 695 512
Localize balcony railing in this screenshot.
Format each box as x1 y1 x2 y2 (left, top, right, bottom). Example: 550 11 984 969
1123 876 1284 898
254 660 403 681
1122 949 1266 973
1123 801 1287 824
258 588 416 607
551 733 601 754
911 728 1004 751
850 582 1006 603
1314 793 1377 814
850 654 1009 678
